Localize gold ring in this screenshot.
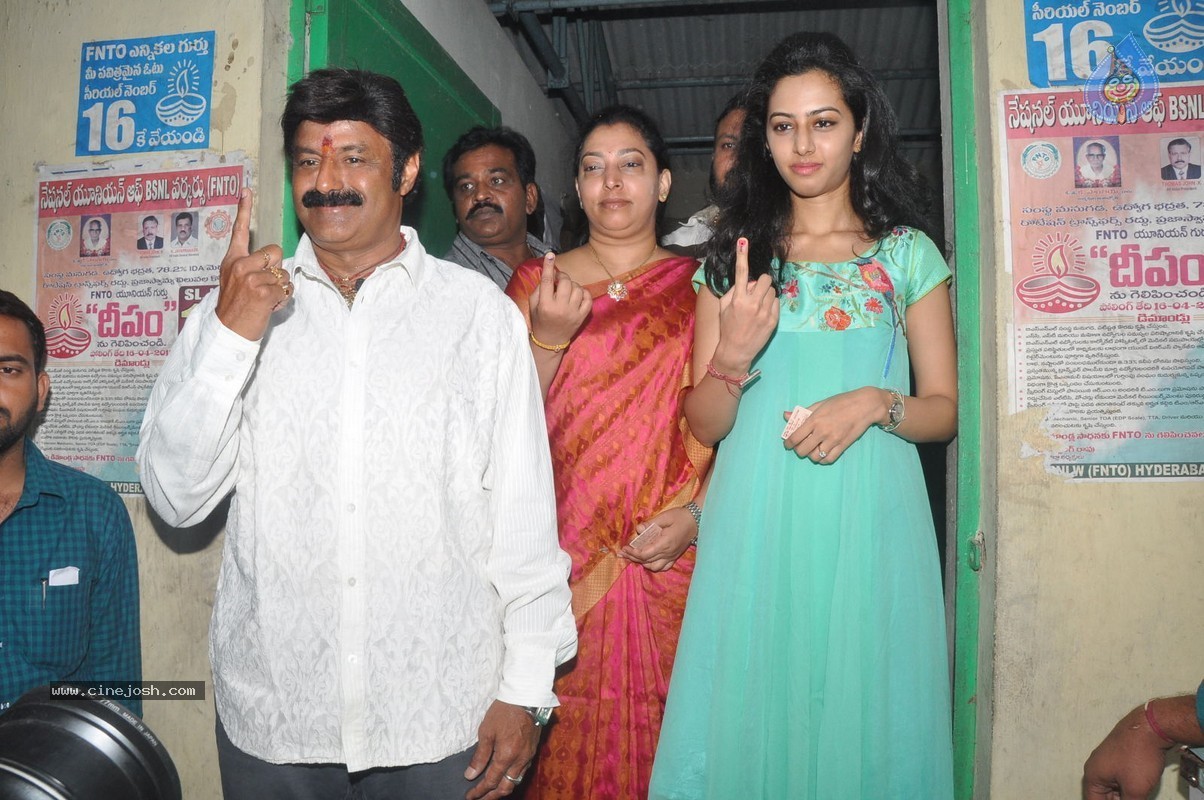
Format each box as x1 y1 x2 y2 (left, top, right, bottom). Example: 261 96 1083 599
283 282 293 297
269 266 286 283
503 773 523 785
261 250 271 269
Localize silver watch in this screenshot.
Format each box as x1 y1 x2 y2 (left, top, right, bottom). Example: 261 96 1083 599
882 388 905 432
523 706 554 727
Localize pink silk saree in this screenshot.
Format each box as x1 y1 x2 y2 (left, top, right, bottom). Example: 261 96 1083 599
505 255 711 799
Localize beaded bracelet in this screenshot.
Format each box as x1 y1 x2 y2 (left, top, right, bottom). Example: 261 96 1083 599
529 330 571 353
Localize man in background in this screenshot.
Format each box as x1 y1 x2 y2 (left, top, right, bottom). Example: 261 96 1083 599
662 93 749 255
442 126 549 289
0 290 141 715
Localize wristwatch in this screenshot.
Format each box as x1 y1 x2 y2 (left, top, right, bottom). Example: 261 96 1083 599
522 706 554 727
882 388 905 432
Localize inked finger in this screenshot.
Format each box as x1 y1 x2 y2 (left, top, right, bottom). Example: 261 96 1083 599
733 236 750 289
539 251 557 291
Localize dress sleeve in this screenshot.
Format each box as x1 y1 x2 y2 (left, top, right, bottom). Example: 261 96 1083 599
903 229 953 308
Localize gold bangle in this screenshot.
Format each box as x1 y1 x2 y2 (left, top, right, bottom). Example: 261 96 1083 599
529 330 571 352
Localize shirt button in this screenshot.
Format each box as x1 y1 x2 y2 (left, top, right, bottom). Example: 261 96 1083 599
236 352 246 362
346 503 355 513
348 654 357 664
347 577 356 587
599 546 609 553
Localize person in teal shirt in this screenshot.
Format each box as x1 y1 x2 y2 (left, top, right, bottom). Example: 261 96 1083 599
0 289 141 716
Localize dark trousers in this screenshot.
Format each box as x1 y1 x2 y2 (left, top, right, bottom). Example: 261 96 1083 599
216 716 485 800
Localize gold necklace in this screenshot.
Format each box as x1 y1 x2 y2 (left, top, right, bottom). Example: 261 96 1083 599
317 237 407 308
587 240 658 301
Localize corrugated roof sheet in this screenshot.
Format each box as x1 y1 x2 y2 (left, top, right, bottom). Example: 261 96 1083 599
489 0 942 219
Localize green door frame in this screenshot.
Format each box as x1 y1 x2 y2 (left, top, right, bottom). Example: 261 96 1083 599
284 0 499 256
945 0 985 796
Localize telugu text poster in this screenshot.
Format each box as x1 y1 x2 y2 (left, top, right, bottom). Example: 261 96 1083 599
34 157 247 492
1002 85 1204 480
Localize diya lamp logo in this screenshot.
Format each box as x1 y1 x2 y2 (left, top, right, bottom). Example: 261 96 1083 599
155 60 207 128
1084 34 1159 124
1017 233 1101 313
1144 0 1204 54
44 294 93 359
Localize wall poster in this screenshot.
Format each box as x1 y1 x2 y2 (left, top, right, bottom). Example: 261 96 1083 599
77 31 215 157
34 154 248 493
1001 83 1204 481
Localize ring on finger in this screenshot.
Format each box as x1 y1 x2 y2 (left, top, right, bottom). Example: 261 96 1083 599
503 773 524 785
269 266 286 283
260 250 271 269
817 448 828 459
282 282 294 298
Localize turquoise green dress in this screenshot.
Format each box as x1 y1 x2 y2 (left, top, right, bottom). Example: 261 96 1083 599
649 227 954 799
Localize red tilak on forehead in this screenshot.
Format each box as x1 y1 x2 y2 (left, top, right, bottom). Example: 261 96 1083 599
321 135 333 155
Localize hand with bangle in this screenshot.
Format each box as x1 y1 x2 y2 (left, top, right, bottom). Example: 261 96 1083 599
528 251 592 353
710 237 779 386
1083 691 1204 799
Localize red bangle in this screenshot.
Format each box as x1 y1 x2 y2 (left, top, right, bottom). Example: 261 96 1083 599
1144 699 1176 744
706 361 761 396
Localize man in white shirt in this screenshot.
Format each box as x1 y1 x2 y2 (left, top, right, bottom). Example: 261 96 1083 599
137 68 576 800
662 93 749 256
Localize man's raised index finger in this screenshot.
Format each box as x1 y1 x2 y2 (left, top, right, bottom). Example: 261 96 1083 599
229 188 254 258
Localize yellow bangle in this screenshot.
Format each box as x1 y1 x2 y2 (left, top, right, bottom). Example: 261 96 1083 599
529 330 571 352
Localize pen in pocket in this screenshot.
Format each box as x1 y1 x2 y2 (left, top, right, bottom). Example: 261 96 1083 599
41 578 47 610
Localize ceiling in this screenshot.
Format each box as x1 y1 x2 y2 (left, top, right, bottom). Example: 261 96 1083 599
485 0 944 218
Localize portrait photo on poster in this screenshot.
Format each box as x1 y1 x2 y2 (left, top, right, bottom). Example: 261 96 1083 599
79 214 112 258
169 210 199 251
136 214 164 250
1160 135 1201 181
1073 136 1122 189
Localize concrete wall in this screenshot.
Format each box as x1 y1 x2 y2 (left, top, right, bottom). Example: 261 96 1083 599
0 2 280 797
980 3 1204 798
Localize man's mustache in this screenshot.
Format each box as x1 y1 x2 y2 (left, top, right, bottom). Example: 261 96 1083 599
302 189 364 208
467 201 503 219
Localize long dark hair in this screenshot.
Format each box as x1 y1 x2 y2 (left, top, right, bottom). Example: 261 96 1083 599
704 32 938 294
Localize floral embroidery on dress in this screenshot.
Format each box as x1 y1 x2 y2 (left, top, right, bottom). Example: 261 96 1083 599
823 307 852 330
776 227 916 373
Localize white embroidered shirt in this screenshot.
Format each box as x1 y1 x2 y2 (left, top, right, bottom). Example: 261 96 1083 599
137 228 576 770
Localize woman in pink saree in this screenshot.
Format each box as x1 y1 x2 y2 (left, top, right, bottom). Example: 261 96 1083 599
504 105 710 799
